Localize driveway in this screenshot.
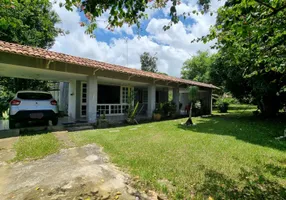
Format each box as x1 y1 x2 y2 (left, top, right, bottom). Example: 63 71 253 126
0 142 157 200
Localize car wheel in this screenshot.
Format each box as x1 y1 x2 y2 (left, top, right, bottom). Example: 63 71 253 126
9 120 16 129
52 118 58 126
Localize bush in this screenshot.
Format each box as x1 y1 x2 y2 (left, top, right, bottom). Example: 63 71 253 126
217 98 230 113
2 109 9 120
154 103 163 115
0 88 14 114
161 101 177 117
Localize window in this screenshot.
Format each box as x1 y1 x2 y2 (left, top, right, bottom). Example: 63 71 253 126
156 91 159 103
98 85 120 104
111 105 121 114
97 105 110 115
17 92 52 100
122 87 129 104
81 105 86 116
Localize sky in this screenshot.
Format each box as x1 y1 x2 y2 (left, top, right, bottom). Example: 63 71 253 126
51 0 225 78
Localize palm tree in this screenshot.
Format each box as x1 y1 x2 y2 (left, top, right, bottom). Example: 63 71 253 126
185 86 199 126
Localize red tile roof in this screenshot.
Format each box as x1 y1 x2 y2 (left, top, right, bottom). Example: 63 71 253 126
0 41 218 89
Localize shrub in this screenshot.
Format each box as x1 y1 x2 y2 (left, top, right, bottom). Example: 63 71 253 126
162 101 176 117
217 98 230 113
153 103 163 115
0 88 14 114
2 109 9 120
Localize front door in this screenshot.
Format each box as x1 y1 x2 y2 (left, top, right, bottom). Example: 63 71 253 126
80 82 87 118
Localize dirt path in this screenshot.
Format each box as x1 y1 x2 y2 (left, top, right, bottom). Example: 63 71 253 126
0 137 18 196
0 143 158 200
53 131 76 148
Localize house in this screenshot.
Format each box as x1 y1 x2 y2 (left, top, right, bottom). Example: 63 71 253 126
0 41 217 123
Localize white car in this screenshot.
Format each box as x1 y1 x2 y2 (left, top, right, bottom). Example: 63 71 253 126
9 91 59 129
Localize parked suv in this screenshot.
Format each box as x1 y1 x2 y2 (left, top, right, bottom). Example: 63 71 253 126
9 91 58 129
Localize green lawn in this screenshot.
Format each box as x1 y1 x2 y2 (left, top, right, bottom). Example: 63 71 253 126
11 105 286 199
13 132 61 161
69 106 286 199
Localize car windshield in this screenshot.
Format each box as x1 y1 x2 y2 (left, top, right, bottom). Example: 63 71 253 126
17 92 52 100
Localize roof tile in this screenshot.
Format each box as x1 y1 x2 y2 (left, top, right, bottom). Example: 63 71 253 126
0 41 218 89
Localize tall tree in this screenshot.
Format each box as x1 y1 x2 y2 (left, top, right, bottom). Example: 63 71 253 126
0 0 61 48
140 52 158 73
181 51 215 83
203 0 286 116
0 0 61 112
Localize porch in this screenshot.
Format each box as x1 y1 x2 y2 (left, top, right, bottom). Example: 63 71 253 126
69 78 177 123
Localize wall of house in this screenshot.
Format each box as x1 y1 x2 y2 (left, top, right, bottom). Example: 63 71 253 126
157 89 169 103
179 88 212 115
199 89 212 115
59 82 69 114
75 80 81 119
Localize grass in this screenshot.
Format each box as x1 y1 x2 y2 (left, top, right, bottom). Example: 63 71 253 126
10 105 286 199
13 132 61 161
68 105 286 199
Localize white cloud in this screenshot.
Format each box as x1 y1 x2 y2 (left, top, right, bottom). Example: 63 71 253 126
51 0 224 78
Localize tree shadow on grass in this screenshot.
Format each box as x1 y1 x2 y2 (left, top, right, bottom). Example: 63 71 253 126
196 167 286 200
177 114 286 151
264 163 286 179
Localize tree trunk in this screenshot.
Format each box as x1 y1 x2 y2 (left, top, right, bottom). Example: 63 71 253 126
259 95 280 117
185 102 193 125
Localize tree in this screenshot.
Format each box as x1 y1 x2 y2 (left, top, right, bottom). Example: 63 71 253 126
140 52 158 73
181 51 215 83
62 0 214 34
200 0 286 116
0 0 61 112
0 0 61 48
185 86 199 126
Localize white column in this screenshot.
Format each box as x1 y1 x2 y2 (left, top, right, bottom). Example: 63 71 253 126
210 89 213 114
59 82 69 114
173 87 180 114
147 84 156 118
87 76 98 123
68 80 77 120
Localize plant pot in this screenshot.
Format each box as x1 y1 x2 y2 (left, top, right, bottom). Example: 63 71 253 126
153 113 162 121
218 103 229 113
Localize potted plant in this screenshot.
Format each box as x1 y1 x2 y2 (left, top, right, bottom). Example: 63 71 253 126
153 104 163 121
217 98 229 113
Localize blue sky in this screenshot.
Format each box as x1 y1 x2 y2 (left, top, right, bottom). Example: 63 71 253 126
51 0 225 77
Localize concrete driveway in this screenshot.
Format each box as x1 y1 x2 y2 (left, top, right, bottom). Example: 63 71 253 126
0 141 159 200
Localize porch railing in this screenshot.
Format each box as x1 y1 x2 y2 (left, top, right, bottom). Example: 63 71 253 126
97 104 129 116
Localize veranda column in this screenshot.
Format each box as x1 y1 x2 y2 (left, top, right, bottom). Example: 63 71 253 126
209 89 213 114
147 84 156 118
173 87 180 114
59 82 69 115
87 75 98 123
68 80 77 120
